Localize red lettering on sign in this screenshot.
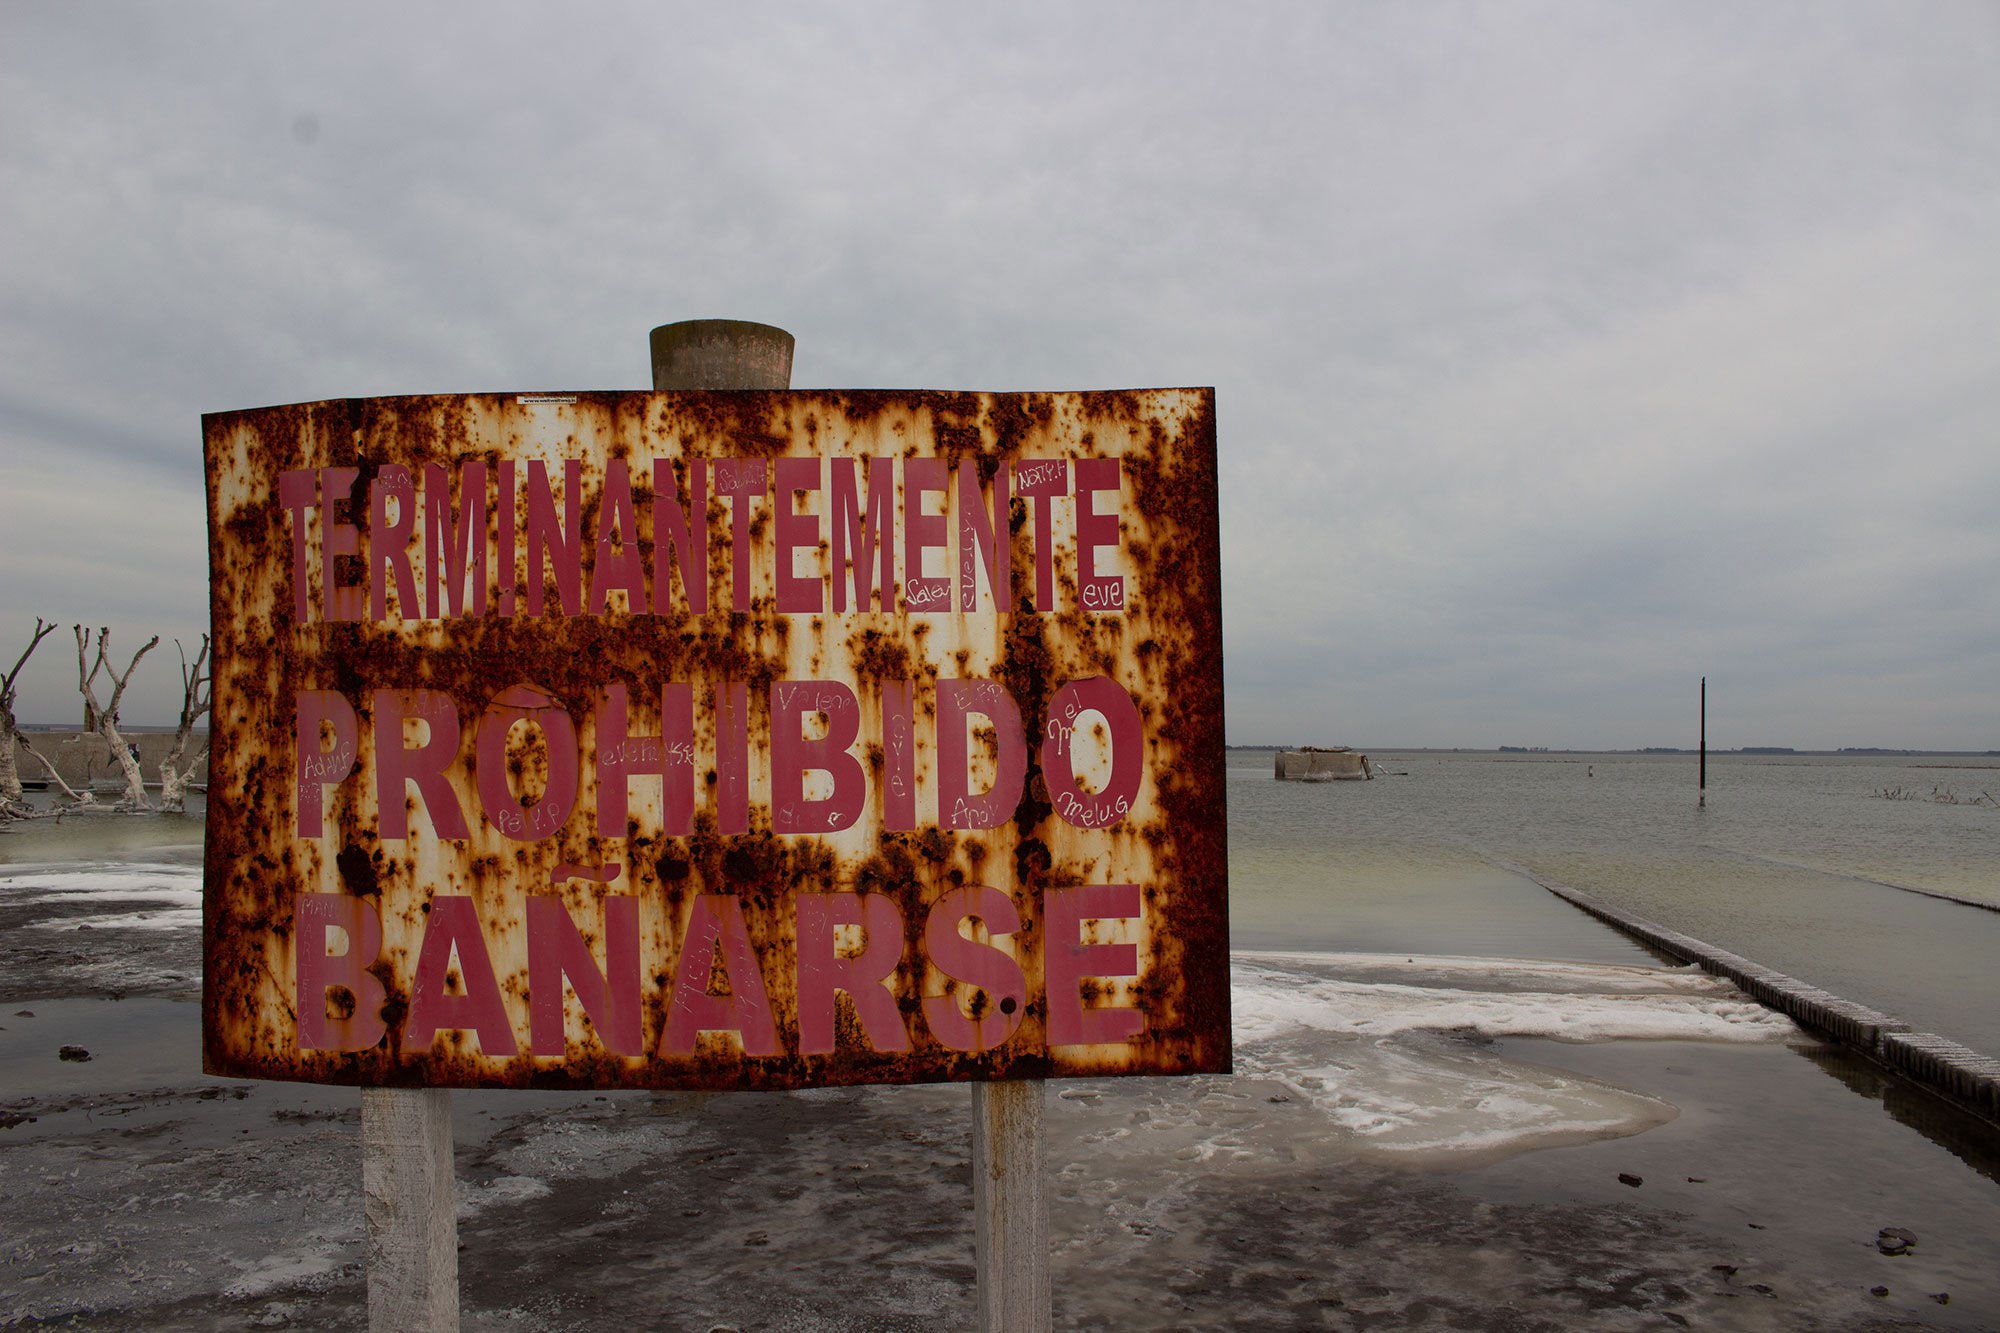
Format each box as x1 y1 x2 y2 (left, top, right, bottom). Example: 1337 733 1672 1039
278 468 317 623
295 893 387 1052
708 680 748 824
651 457 707 615
369 464 419 623
796 893 910 1055
527 894 641 1057
771 680 864 834
661 895 780 1056
423 460 488 619
715 458 767 612
714 680 751 834
880 679 917 831
957 460 1010 611
373 689 469 840
1042 676 1143 829
830 457 895 612
901 457 948 612
295 690 359 838
1074 457 1125 611
922 885 1027 1053
526 458 583 617
476 685 579 842
1045 883 1144 1046
321 466 364 622
405 895 517 1056
773 456 823 614
591 456 647 614
1013 459 1068 613
274 450 1136 625
938 679 1026 830
496 459 518 618
595 681 694 837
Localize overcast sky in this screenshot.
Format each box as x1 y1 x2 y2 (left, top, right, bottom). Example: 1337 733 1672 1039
3 2 1995 749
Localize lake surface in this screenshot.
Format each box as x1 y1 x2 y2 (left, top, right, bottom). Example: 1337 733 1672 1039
1229 749 2000 1054
5 751 1996 1054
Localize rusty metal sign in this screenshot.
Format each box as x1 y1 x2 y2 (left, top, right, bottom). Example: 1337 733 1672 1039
200 389 1227 1089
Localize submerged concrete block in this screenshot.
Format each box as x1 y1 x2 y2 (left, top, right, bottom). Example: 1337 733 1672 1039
1274 748 1371 781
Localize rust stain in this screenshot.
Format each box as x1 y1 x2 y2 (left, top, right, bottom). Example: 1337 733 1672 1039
200 389 1228 1090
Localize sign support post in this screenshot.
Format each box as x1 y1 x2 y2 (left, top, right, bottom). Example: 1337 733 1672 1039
648 318 1051 1329
357 317 804 1333
363 1086 457 1331
974 1078 1051 1331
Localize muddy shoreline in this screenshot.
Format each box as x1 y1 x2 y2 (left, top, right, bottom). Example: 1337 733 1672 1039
3 836 1996 1328
6 988 1997 1328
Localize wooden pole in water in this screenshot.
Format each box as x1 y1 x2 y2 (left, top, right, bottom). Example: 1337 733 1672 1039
1699 675 1707 806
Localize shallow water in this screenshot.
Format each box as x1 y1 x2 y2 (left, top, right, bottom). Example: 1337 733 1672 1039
0 801 204 863
1230 750 2000 1053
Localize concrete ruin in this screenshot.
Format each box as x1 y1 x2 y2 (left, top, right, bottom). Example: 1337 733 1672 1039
1274 746 1371 781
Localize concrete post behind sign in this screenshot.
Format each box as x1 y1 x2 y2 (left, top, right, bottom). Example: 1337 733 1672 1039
363 1086 456 1331
645 317 793 1127
652 317 1051 1330
974 1079 1051 1331
650 318 794 390
353 319 798 1333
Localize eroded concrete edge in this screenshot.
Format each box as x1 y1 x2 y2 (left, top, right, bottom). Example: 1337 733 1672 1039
1529 876 2000 1127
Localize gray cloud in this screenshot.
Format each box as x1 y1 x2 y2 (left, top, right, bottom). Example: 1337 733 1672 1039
3 1 1996 748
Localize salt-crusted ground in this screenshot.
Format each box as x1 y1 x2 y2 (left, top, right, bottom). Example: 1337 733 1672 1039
3 852 1998 1328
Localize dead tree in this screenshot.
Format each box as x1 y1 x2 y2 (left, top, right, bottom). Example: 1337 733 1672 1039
0 617 58 817
17 737 95 809
75 625 158 810
158 635 212 813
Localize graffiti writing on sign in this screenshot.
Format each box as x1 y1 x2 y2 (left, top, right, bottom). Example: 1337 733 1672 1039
201 389 1228 1090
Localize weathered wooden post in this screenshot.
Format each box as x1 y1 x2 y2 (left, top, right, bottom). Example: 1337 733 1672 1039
651 317 1050 1331
355 318 798 1333
974 1078 1050 1330
362 1086 457 1330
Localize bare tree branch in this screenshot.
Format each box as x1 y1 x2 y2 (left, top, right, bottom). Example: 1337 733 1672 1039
77 624 103 731
159 633 213 812
175 637 213 731
104 626 158 719
3 616 56 700
18 738 93 806
1 617 59 805
71 625 157 809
